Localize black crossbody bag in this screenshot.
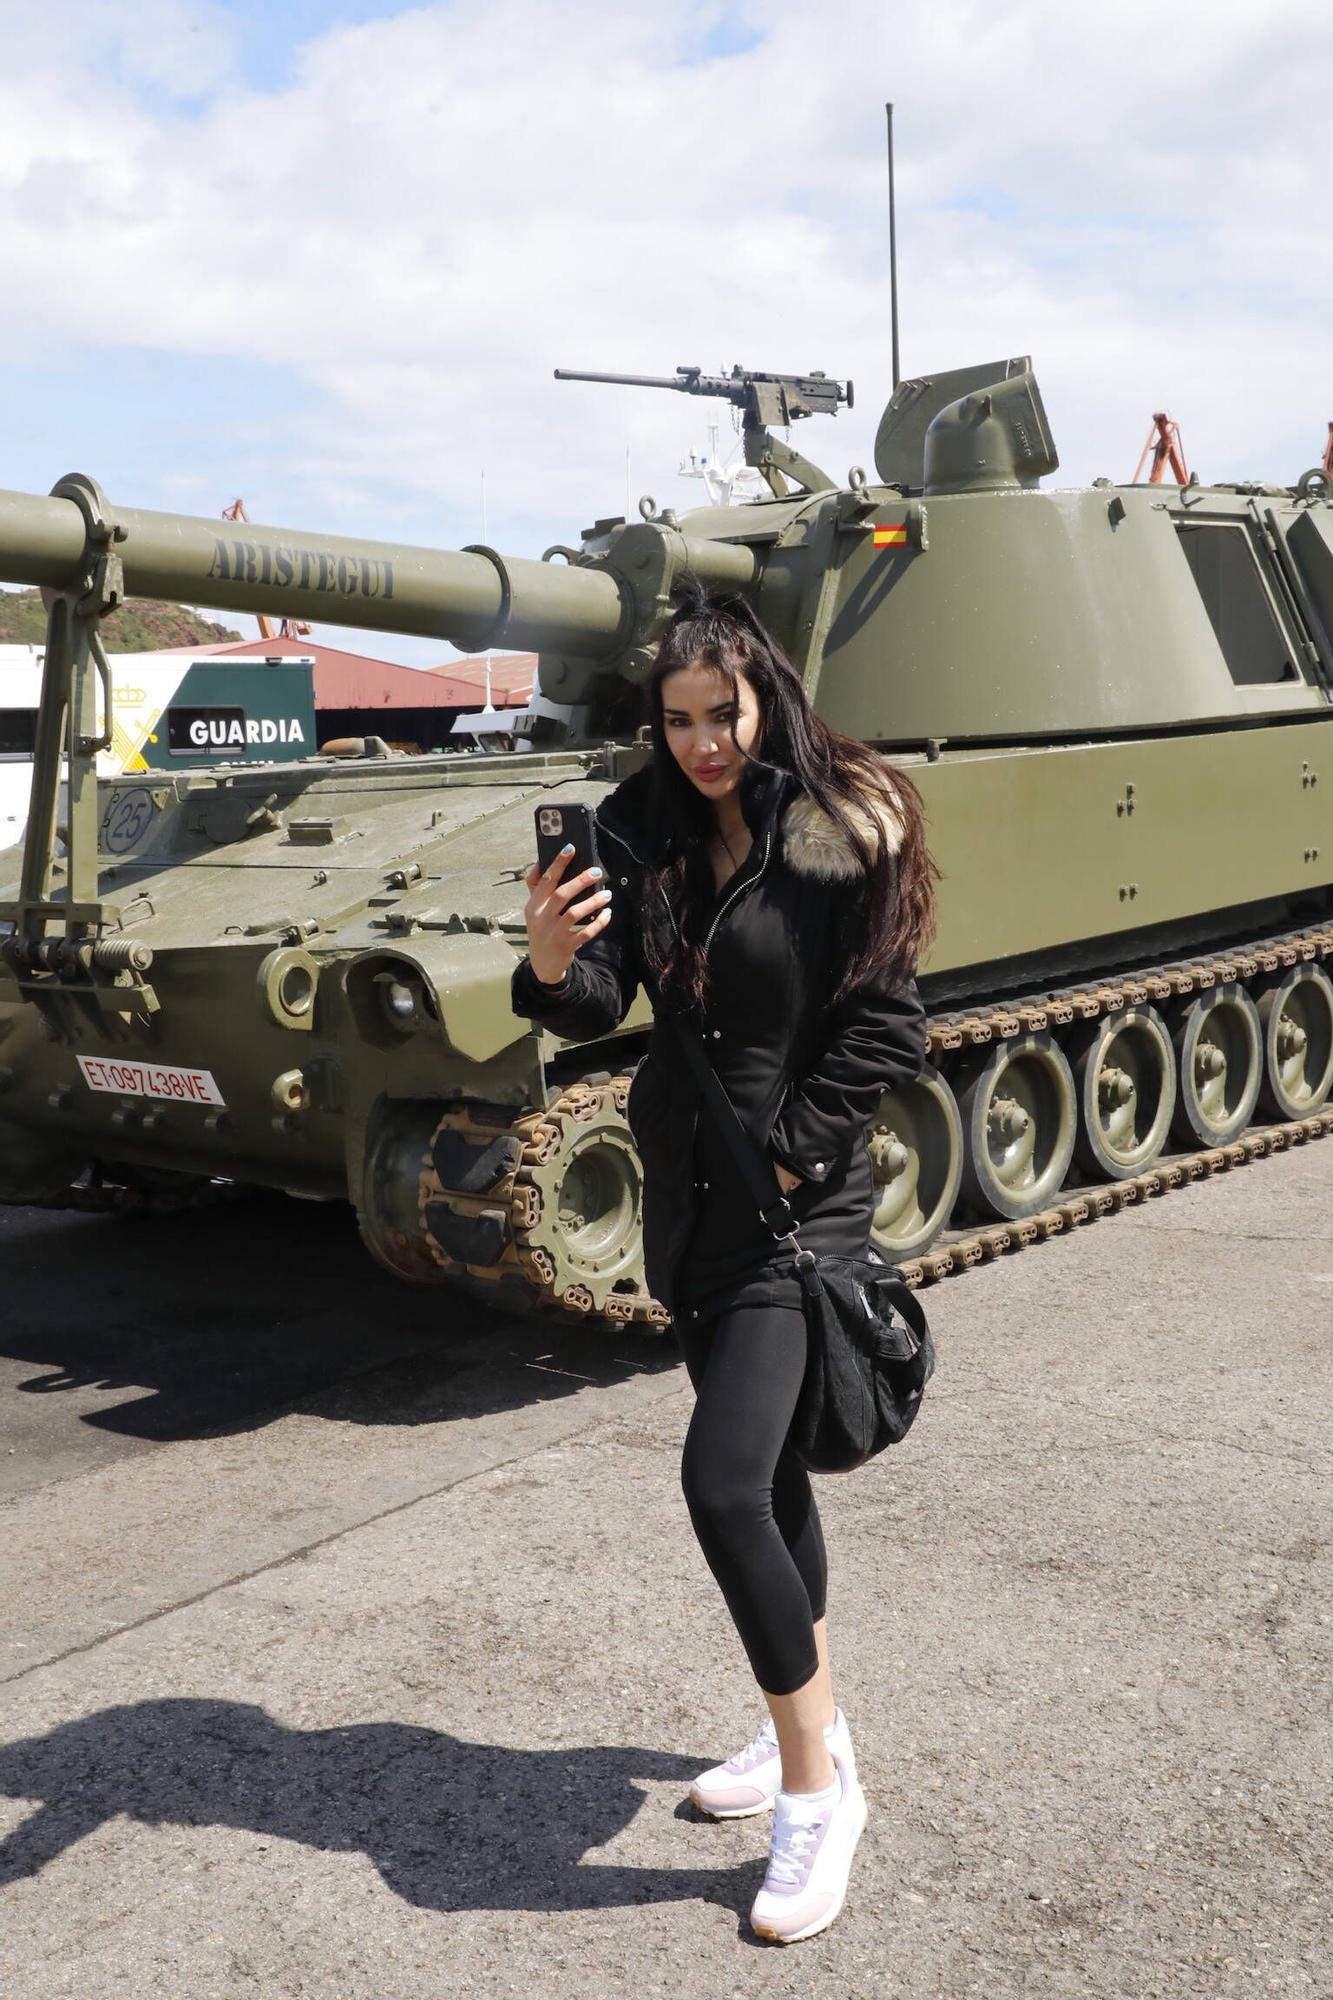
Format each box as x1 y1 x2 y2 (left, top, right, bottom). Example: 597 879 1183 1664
672 1016 935 1475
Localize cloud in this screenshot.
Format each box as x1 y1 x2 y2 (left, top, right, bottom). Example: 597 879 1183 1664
0 0 1329 661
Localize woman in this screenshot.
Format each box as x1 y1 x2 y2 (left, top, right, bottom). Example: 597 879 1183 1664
510 589 936 1943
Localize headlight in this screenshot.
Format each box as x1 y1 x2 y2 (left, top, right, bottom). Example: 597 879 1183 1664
385 980 418 1022
374 972 437 1034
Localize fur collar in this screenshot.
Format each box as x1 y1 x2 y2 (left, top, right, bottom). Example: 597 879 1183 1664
597 761 902 881
780 784 903 881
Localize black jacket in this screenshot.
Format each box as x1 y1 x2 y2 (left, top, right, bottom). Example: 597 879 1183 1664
510 760 927 1320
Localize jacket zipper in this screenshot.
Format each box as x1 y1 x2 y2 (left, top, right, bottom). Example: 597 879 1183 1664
599 810 775 955
601 810 776 1300
597 817 698 1304
702 827 772 955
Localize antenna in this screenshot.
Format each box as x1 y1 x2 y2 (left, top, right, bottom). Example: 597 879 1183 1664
886 102 901 391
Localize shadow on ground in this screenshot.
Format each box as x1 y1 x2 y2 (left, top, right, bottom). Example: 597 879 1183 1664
0 1699 750 1920
0 1196 677 1443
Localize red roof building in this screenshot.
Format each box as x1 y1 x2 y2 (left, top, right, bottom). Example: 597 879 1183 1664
429 652 537 706
162 636 537 750
170 638 537 713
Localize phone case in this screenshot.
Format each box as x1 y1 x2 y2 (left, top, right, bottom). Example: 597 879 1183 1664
534 802 601 879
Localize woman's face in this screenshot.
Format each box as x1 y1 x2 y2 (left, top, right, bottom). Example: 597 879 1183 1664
659 658 764 805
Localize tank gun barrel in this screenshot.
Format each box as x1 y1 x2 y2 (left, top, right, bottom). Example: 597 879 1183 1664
0 486 630 657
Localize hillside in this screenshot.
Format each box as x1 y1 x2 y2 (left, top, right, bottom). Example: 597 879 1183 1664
0 588 241 652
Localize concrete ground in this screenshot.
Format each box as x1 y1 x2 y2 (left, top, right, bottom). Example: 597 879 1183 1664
0 1142 1329 1999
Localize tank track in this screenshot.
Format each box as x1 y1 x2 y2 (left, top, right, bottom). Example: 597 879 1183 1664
417 915 1333 1319
898 916 1333 1288
923 920 1333 1058
901 1106 1332 1288
5 919 1329 1314
420 1076 672 1327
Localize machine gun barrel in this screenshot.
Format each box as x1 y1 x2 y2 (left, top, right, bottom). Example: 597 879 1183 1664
555 364 853 422
0 487 628 657
553 369 695 393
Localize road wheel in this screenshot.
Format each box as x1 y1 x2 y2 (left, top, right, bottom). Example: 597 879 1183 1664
1070 1005 1177 1180
955 1031 1078 1220
1168 982 1262 1147
1255 965 1333 1118
866 1064 963 1259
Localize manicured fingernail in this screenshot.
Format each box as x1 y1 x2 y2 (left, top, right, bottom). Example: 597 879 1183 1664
561 842 575 854
589 866 603 878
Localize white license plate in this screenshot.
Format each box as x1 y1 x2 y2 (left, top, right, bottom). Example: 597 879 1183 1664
76 1055 226 1108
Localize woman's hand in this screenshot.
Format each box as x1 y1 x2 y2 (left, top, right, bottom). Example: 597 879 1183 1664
523 846 613 986
774 1162 803 1195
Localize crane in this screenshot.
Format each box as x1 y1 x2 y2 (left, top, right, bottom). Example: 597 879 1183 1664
221 500 313 639
1132 411 1189 485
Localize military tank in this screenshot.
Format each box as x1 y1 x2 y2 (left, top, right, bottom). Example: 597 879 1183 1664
1 356 1331 1320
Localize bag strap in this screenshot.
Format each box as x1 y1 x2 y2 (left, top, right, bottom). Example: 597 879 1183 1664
670 1013 802 1246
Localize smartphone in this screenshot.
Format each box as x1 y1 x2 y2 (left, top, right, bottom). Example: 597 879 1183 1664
534 801 602 897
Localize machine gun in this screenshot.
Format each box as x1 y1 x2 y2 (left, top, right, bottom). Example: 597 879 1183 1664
554 364 853 498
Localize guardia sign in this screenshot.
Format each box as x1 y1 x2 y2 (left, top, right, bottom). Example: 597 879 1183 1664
142 659 316 769
166 704 310 757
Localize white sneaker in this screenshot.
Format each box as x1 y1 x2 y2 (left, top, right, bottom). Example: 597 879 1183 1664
749 1749 868 1944
688 1708 855 1820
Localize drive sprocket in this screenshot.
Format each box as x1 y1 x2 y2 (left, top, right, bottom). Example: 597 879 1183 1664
419 1072 669 1325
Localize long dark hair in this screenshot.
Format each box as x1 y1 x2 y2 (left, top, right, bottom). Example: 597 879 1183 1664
637 585 938 1012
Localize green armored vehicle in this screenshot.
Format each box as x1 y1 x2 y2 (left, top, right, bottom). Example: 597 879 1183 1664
1 355 1331 1318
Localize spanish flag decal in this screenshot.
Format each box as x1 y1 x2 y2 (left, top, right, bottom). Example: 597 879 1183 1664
872 522 908 548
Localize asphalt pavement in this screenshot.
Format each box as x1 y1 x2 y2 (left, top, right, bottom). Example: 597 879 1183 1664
0 1142 1330 1999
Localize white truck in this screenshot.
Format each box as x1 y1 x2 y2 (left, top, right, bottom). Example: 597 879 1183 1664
0 645 316 849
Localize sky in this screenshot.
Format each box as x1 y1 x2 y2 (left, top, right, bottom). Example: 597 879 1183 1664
0 0 1329 665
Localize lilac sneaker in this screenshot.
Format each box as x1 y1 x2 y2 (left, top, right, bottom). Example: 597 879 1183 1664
688 1708 855 1820
749 1748 868 1944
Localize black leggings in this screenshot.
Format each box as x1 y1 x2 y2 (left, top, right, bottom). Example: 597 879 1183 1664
675 1301 826 1699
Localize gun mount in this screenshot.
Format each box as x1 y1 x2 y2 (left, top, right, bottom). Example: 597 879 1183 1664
554 364 853 498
